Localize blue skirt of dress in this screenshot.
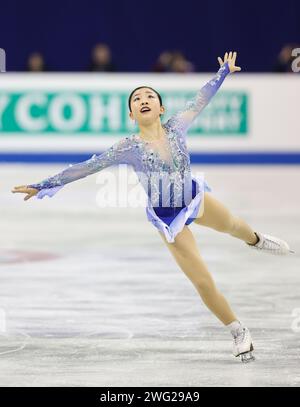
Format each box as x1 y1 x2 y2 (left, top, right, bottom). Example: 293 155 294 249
153 179 199 226
145 174 212 243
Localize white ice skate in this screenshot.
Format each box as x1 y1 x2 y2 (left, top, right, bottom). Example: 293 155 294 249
232 326 255 363
246 231 294 255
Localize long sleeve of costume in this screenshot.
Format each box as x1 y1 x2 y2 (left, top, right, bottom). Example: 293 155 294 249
28 137 133 199
166 62 230 134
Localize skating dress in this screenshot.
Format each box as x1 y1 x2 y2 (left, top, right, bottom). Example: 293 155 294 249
28 62 230 243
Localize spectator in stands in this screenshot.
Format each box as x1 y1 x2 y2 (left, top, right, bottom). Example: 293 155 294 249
152 50 195 73
26 52 46 72
89 43 116 72
152 51 173 72
169 50 195 73
273 43 300 73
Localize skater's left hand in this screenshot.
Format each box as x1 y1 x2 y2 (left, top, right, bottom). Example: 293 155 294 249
218 51 241 73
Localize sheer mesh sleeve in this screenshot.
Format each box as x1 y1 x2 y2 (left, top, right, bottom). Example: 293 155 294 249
165 62 230 135
28 137 133 199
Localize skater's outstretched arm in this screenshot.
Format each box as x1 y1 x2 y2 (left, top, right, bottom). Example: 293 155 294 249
12 137 133 200
166 51 241 134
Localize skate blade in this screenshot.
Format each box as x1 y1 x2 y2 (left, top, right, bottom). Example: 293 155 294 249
289 249 295 254
240 351 255 363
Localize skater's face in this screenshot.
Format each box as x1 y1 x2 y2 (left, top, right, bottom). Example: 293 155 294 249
129 87 165 126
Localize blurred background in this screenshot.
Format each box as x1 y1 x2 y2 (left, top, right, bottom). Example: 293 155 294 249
0 0 299 163
0 0 300 387
1 0 300 73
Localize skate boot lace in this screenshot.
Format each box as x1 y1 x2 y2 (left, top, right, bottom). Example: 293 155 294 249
262 237 280 250
248 233 290 254
234 328 246 345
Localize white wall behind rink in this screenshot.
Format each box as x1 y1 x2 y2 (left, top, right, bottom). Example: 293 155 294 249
0 73 299 153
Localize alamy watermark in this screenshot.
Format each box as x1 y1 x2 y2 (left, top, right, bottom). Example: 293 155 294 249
0 48 6 73
291 48 300 73
94 166 207 209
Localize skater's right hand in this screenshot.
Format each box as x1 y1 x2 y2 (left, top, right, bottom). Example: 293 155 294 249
11 185 38 201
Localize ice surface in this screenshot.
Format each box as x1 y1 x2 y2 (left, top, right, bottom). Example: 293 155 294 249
0 164 299 386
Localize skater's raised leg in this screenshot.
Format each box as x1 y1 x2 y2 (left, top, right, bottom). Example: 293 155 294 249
194 192 293 255
193 192 258 244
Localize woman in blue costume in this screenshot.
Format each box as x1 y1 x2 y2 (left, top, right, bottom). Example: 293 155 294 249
12 52 293 363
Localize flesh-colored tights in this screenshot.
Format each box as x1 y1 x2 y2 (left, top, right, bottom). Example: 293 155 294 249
158 192 258 326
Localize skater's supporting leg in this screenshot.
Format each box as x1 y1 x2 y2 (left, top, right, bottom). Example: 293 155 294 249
194 192 258 245
159 226 237 325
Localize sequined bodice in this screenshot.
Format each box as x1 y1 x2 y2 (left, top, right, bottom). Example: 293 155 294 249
133 126 188 170
134 129 174 167
128 123 192 207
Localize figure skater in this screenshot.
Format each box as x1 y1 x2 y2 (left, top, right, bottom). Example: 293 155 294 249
12 52 294 363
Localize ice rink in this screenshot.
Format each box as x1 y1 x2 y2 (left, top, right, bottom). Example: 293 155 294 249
0 163 299 386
